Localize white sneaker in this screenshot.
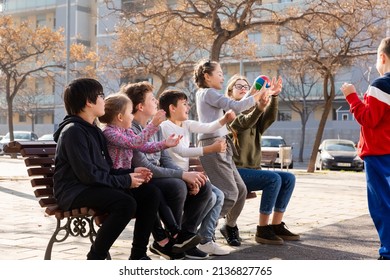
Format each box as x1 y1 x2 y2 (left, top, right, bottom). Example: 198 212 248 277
198 241 230 256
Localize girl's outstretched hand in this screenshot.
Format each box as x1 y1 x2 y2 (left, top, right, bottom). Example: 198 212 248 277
268 76 283 96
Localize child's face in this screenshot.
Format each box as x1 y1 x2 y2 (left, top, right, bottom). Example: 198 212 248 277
231 79 250 101
376 50 385 76
93 94 106 118
171 98 190 121
120 102 134 129
205 64 224 90
142 91 158 118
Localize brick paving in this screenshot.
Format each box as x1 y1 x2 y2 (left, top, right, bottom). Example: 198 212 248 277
0 156 373 260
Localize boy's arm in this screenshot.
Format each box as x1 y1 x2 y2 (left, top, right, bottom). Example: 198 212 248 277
63 126 131 189
346 86 388 128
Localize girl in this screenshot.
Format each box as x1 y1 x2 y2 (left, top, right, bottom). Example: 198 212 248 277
98 93 184 255
193 59 263 246
226 74 300 245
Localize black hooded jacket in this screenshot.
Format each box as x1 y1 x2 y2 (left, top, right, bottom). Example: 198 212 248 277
53 115 131 210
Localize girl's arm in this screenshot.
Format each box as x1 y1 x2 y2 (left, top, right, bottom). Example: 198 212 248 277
104 123 159 149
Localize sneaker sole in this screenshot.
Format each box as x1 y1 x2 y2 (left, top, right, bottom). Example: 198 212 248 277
184 253 209 260
149 244 185 260
255 236 284 245
172 235 201 253
198 245 230 256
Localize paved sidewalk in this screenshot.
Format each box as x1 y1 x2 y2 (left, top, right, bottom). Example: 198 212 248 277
0 156 379 260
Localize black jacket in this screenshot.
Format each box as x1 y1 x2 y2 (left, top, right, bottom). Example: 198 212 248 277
53 115 131 210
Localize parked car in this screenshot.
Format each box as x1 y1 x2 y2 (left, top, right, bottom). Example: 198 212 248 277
315 139 364 171
38 134 54 141
261 135 293 169
0 131 39 155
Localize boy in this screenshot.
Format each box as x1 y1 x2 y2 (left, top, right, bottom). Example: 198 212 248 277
122 81 213 260
53 78 159 260
341 37 390 260
159 89 235 256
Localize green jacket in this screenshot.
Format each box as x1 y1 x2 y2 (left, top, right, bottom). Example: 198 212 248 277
228 96 278 169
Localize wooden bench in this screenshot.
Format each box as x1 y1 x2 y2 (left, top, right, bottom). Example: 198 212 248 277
4 141 109 260
189 157 257 199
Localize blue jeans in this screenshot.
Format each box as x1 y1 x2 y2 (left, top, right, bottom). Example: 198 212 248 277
197 183 224 243
238 168 296 215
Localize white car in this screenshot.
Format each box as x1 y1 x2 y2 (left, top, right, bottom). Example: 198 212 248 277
38 134 54 141
261 135 293 169
0 131 39 155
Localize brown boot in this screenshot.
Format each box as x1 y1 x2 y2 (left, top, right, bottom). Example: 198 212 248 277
271 222 300 241
255 225 284 245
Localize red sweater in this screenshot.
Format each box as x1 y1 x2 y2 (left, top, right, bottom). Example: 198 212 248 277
346 73 390 158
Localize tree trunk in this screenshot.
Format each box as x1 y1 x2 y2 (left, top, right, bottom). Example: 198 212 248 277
307 74 335 172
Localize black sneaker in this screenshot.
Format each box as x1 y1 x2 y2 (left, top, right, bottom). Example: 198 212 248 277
220 224 241 246
184 247 209 260
378 255 390 260
171 231 201 253
271 222 300 241
149 241 185 260
255 225 284 245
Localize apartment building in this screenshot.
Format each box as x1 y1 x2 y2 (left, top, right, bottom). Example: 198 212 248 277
0 0 370 159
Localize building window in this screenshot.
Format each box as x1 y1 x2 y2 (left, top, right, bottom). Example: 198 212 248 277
36 14 46 27
248 32 261 47
0 115 6 124
35 114 45 124
342 114 349 121
278 110 292 121
19 114 26 123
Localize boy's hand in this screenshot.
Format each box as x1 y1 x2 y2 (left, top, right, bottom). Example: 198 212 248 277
187 183 200 195
150 110 166 126
182 171 207 188
340 83 356 98
134 167 152 182
129 172 144 188
209 138 227 153
164 134 183 148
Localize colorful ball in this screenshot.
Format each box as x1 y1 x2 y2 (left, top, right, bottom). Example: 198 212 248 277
254 75 271 90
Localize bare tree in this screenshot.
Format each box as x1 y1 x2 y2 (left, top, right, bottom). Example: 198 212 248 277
279 62 323 162
282 0 388 172
0 15 97 142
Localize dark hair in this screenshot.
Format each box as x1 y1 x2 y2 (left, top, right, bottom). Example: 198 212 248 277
159 89 188 118
119 81 154 114
98 93 132 124
63 78 103 115
193 59 219 88
379 37 390 57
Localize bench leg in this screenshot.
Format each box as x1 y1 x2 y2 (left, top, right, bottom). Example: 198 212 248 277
45 216 111 260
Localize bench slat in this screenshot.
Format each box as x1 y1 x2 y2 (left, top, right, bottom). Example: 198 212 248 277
25 157 55 167
31 177 53 188
27 167 54 177
34 188 54 198
21 147 56 157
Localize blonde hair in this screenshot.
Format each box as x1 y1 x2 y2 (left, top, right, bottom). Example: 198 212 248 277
225 74 250 98
378 37 390 57
98 93 132 124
